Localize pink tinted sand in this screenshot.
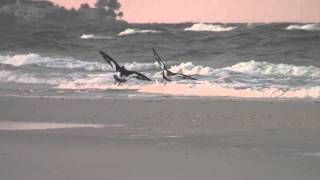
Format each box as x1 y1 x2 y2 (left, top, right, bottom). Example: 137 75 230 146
138 82 320 98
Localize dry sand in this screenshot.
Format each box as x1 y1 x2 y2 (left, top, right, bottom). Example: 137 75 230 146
0 96 320 180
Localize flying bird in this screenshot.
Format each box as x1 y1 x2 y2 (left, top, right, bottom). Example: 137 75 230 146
152 48 196 82
99 51 152 84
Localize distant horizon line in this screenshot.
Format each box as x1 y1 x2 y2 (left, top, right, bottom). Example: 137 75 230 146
126 21 319 24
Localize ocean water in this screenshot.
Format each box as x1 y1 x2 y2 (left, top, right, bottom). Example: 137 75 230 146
0 23 319 99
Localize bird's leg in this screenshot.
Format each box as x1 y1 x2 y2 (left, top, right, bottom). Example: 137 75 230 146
163 80 168 85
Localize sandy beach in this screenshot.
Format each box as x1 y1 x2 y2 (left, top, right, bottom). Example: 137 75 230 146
1 0 320 179
0 96 320 180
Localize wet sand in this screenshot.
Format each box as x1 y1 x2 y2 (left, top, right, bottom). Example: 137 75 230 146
0 96 320 180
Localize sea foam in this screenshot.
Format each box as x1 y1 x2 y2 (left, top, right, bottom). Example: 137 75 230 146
184 23 237 32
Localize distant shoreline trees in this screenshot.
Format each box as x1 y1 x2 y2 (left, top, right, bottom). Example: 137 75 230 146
0 0 124 24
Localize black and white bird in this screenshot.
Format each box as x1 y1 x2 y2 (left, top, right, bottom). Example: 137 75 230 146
152 48 196 83
99 51 152 84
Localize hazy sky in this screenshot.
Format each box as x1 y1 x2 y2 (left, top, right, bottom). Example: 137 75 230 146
51 0 320 23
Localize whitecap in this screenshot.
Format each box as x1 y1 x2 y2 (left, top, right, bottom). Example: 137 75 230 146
118 28 161 36
184 23 237 32
286 24 320 31
80 34 112 40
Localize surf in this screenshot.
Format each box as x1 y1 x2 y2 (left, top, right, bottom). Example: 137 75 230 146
138 81 320 99
1 52 320 99
225 60 320 78
0 53 159 72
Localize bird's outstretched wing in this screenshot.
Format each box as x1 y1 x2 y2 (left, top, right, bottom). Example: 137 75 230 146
152 48 196 80
176 73 197 80
99 51 122 71
152 48 168 70
127 70 152 81
166 71 196 80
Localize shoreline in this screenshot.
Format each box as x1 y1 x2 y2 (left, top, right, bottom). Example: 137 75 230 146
1 95 320 180
1 93 320 102
1 95 320 131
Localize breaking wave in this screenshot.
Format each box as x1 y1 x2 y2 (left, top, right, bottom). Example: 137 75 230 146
118 28 161 36
2 54 320 79
0 69 67 85
286 24 320 31
0 53 159 72
0 53 112 71
184 23 237 32
0 53 51 66
169 62 215 75
80 34 112 40
155 60 320 78
225 60 320 78
1 52 320 99
0 69 120 88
